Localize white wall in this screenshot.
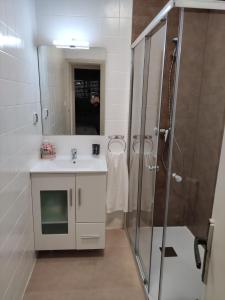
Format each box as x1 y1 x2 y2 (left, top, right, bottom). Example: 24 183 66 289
35 0 133 138
204 129 225 300
0 0 42 299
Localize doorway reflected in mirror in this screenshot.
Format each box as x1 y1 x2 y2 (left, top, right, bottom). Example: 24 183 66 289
74 66 100 135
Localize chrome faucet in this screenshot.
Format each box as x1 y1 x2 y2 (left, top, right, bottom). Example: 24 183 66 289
71 148 77 163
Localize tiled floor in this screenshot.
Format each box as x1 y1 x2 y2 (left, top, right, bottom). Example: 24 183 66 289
24 229 147 300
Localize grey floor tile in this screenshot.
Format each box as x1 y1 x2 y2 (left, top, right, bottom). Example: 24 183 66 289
24 230 146 300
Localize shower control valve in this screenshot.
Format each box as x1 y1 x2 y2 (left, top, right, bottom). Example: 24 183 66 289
172 173 182 183
160 128 170 142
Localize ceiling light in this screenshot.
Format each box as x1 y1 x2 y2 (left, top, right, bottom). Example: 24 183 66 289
0 34 22 48
53 39 90 49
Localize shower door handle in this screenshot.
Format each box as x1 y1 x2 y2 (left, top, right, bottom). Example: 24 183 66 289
194 219 215 284
194 237 207 269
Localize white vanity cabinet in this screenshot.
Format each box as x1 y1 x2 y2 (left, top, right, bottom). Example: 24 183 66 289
31 172 107 251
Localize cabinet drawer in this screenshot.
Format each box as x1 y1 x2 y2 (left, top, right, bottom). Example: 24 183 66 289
76 223 105 250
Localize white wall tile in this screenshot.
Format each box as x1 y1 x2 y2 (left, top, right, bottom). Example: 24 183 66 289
0 0 42 299
35 0 121 18
105 119 128 136
106 70 130 90
107 52 131 72
45 135 107 156
106 102 129 121
105 88 130 105
103 0 120 18
120 0 133 18
37 15 102 46
101 18 120 36
0 1 6 22
120 18 132 38
36 0 117 18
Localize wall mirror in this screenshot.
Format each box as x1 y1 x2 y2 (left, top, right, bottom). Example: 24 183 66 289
38 46 106 135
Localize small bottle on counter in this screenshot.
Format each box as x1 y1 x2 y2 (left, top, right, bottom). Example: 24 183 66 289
92 144 100 156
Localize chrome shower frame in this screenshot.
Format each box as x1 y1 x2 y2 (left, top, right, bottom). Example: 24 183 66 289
126 1 225 300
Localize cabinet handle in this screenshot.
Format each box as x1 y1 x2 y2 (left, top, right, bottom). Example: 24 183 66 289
80 235 100 239
69 189 72 207
78 188 82 206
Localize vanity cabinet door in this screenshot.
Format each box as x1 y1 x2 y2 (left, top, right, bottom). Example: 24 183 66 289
76 174 106 223
32 174 76 250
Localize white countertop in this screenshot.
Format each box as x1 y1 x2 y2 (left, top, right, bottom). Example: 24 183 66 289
30 155 108 174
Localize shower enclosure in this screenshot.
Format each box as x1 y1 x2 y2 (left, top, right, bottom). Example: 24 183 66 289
126 1 225 300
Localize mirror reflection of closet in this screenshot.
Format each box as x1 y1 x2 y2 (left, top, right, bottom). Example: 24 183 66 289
38 46 106 136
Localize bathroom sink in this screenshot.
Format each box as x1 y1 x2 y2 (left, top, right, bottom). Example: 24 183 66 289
30 155 107 173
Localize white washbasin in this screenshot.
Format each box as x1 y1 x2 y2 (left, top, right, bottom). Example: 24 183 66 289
30 155 107 174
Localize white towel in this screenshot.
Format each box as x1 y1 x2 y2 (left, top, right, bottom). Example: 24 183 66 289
106 152 128 213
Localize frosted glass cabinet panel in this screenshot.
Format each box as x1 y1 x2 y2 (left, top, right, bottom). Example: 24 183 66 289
32 174 76 250
40 190 68 234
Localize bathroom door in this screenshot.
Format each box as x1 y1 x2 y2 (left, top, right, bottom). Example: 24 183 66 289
136 23 167 288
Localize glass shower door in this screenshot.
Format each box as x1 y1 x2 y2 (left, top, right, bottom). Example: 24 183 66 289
127 39 146 247
137 23 167 290
159 8 224 300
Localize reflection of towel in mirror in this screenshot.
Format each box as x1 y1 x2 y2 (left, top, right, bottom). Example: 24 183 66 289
129 151 140 211
106 152 128 213
141 153 154 212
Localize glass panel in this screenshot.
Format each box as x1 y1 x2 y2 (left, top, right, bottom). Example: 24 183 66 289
40 190 68 234
137 24 167 290
160 8 225 300
127 39 146 247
